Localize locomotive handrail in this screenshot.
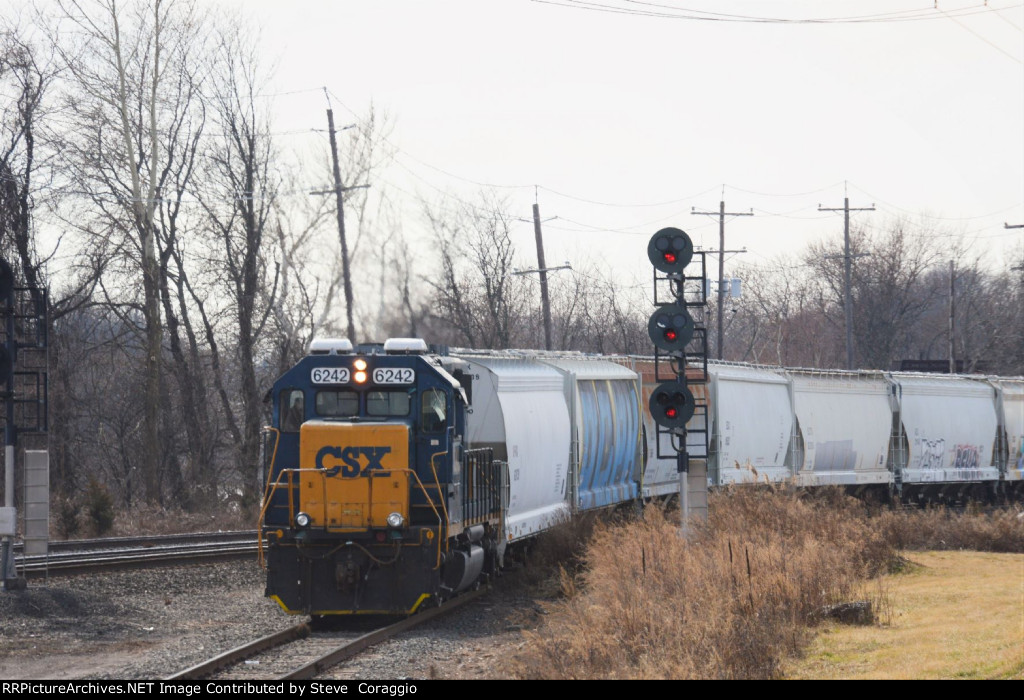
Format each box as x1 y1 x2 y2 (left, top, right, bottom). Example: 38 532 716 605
257 466 298 568
256 425 284 567
257 466 446 570
259 426 282 510
427 430 453 567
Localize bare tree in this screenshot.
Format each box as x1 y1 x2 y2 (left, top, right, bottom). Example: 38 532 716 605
53 0 208 503
424 193 530 349
187 20 279 500
804 220 943 370
728 260 835 367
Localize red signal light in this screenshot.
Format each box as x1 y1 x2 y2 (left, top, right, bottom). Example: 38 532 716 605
648 303 695 351
649 380 695 428
648 227 693 274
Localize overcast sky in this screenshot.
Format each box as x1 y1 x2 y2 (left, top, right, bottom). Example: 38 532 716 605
225 0 1022 285
26 1 1024 288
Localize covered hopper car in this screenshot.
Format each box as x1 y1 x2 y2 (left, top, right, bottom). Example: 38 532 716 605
259 339 1022 616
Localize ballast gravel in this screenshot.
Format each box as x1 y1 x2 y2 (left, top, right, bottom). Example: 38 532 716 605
0 560 541 681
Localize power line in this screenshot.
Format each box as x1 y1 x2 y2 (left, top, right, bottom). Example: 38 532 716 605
723 181 846 198
532 0 1023 24
937 3 1023 62
537 183 721 207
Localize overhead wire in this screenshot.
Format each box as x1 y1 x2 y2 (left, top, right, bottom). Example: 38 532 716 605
936 4 1024 62
531 0 1023 24
848 183 1023 221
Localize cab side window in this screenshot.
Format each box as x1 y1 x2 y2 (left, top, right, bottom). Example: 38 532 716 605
281 389 304 432
421 389 447 432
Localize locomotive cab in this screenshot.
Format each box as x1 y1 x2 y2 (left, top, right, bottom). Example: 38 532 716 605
259 338 504 616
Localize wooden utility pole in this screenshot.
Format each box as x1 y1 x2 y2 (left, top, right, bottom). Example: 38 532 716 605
312 104 369 342
532 202 554 351
1009 223 1024 284
949 260 956 374
819 197 875 370
325 107 357 342
691 201 752 360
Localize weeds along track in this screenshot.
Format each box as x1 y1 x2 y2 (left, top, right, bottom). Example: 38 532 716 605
16 531 259 578
166 587 488 680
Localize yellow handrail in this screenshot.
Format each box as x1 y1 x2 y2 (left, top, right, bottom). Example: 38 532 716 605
256 427 282 563
259 427 282 506
257 466 446 570
428 449 451 566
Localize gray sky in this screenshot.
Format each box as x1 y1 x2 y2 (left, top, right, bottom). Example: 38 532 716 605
234 0 1022 284
34 1 1024 288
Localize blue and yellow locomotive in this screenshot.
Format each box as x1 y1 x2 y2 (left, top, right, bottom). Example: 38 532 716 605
259 338 504 616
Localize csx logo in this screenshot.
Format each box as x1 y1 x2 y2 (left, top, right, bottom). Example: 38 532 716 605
316 445 392 477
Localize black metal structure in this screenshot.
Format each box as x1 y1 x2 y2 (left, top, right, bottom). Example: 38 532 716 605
647 228 709 466
0 256 48 589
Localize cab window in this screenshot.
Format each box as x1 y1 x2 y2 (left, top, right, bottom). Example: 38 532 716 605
316 390 359 417
367 391 411 417
281 389 304 432
421 389 447 432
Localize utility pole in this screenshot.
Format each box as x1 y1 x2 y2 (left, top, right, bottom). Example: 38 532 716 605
532 202 554 351
949 260 956 374
691 201 752 360
311 100 370 343
1010 223 1024 374
819 197 874 370
326 107 356 343
1009 223 1024 284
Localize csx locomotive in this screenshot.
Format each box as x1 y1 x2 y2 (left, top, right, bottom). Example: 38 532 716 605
259 338 1024 617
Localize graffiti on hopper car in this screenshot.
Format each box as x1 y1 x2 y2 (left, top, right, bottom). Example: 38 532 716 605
916 437 946 470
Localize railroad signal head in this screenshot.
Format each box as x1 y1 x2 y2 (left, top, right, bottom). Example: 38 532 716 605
648 303 695 352
648 227 693 274
649 380 695 429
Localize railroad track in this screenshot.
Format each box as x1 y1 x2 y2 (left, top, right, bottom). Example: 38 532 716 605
166 588 487 680
14 531 259 578
14 530 258 554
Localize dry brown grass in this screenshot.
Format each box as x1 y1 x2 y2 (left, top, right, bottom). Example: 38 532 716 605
110 502 257 537
515 511 604 594
51 501 258 539
874 505 1024 553
510 487 895 679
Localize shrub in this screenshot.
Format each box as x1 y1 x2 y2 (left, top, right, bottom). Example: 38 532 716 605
874 505 1024 553
510 487 895 679
55 495 81 539
85 478 115 536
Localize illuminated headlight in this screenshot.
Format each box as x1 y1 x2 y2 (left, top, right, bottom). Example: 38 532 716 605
295 512 311 528
386 512 404 529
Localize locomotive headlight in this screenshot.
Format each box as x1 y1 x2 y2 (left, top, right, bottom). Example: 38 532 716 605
386 512 404 529
354 370 368 384
295 512 311 528
353 358 367 371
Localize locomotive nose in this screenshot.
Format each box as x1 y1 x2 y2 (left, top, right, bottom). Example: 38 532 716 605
298 421 410 530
